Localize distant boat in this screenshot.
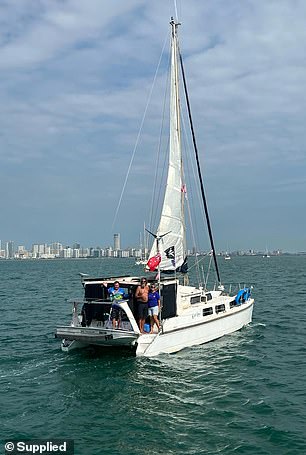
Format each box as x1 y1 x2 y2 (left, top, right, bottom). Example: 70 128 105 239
224 254 231 260
263 248 270 258
135 259 147 265
55 17 254 356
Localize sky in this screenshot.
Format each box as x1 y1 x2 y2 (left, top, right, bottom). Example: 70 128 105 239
0 0 306 253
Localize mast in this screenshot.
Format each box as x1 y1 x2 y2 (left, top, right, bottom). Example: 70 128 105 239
148 17 186 272
179 47 222 284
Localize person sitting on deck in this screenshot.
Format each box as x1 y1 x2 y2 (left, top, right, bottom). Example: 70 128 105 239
102 281 128 329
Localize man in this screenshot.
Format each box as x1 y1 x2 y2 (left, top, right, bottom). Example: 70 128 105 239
102 281 127 329
135 278 149 333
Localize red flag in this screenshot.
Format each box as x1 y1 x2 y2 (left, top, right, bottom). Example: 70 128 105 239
147 253 161 272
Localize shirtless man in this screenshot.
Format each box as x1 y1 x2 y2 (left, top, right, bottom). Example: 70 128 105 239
135 278 149 333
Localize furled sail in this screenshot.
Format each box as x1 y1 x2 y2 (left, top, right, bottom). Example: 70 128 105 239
148 19 186 272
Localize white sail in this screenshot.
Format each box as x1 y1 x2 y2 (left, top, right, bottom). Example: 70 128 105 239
149 20 186 271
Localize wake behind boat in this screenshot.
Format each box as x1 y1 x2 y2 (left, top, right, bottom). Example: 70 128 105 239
55 18 254 356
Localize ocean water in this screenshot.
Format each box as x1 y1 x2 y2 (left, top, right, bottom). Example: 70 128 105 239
1 256 306 455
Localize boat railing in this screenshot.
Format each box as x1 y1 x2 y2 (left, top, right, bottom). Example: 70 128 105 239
66 298 129 305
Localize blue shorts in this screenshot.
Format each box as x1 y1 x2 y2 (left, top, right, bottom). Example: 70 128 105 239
148 306 159 316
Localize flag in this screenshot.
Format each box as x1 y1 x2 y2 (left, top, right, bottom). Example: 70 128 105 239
165 246 175 267
147 253 161 272
165 246 175 259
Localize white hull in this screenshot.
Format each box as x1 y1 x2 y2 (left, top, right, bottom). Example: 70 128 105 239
136 298 253 357
57 301 253 355
55 282 254 356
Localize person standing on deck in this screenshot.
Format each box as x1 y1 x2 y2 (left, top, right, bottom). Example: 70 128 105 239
135 278 149 333
148 284 160 333
102 281 127 329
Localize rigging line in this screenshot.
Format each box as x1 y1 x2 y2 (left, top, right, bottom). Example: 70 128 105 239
112 32 169 230
185 192 201 284
181 113 205 249
179 51 222 285
182 114 207 234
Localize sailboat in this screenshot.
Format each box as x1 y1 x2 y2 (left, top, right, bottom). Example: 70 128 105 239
263 247 270 258
55 18 254 356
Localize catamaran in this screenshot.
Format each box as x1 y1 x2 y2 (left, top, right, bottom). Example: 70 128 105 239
55 18 254 357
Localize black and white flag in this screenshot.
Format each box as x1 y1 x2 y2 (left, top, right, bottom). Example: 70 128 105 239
164 246 175 265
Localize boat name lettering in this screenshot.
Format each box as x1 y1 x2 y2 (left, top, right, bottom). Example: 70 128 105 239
192 312 201 319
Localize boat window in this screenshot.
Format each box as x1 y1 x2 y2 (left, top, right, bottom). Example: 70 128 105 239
84 283 106 300
201 296 207 303
205 293 212 301
203 307 213 316
190 295 201 304
229 300 237 308
215 304 226 314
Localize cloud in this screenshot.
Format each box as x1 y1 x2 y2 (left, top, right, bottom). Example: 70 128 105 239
0 0 305 251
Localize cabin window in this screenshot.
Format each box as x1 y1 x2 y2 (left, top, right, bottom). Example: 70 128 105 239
190 295 201 304
205 293 212 301
203 307 213 316
201 296 207 303
215 304 225 314
84 284 106 300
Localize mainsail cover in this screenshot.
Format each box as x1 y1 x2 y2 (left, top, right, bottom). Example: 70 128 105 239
148 20 186 271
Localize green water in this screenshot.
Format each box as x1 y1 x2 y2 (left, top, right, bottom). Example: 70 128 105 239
1 256 306 454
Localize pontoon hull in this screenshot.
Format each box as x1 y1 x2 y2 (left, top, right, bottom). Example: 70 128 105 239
55 326 138 351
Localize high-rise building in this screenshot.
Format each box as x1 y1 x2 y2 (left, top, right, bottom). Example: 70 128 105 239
6 241 14 258
50 242 63 256
114 233 120 251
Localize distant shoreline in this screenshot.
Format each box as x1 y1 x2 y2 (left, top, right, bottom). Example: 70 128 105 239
1 252 306 261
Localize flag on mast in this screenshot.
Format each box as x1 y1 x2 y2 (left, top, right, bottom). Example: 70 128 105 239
147 253 161 272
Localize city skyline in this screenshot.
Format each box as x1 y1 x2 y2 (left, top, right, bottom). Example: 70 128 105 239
0 236 296 260
0 2 305 252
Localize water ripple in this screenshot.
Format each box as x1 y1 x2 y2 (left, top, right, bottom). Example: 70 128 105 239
1 257 306 454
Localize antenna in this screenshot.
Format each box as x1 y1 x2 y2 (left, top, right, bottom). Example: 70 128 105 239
173 0 179 22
